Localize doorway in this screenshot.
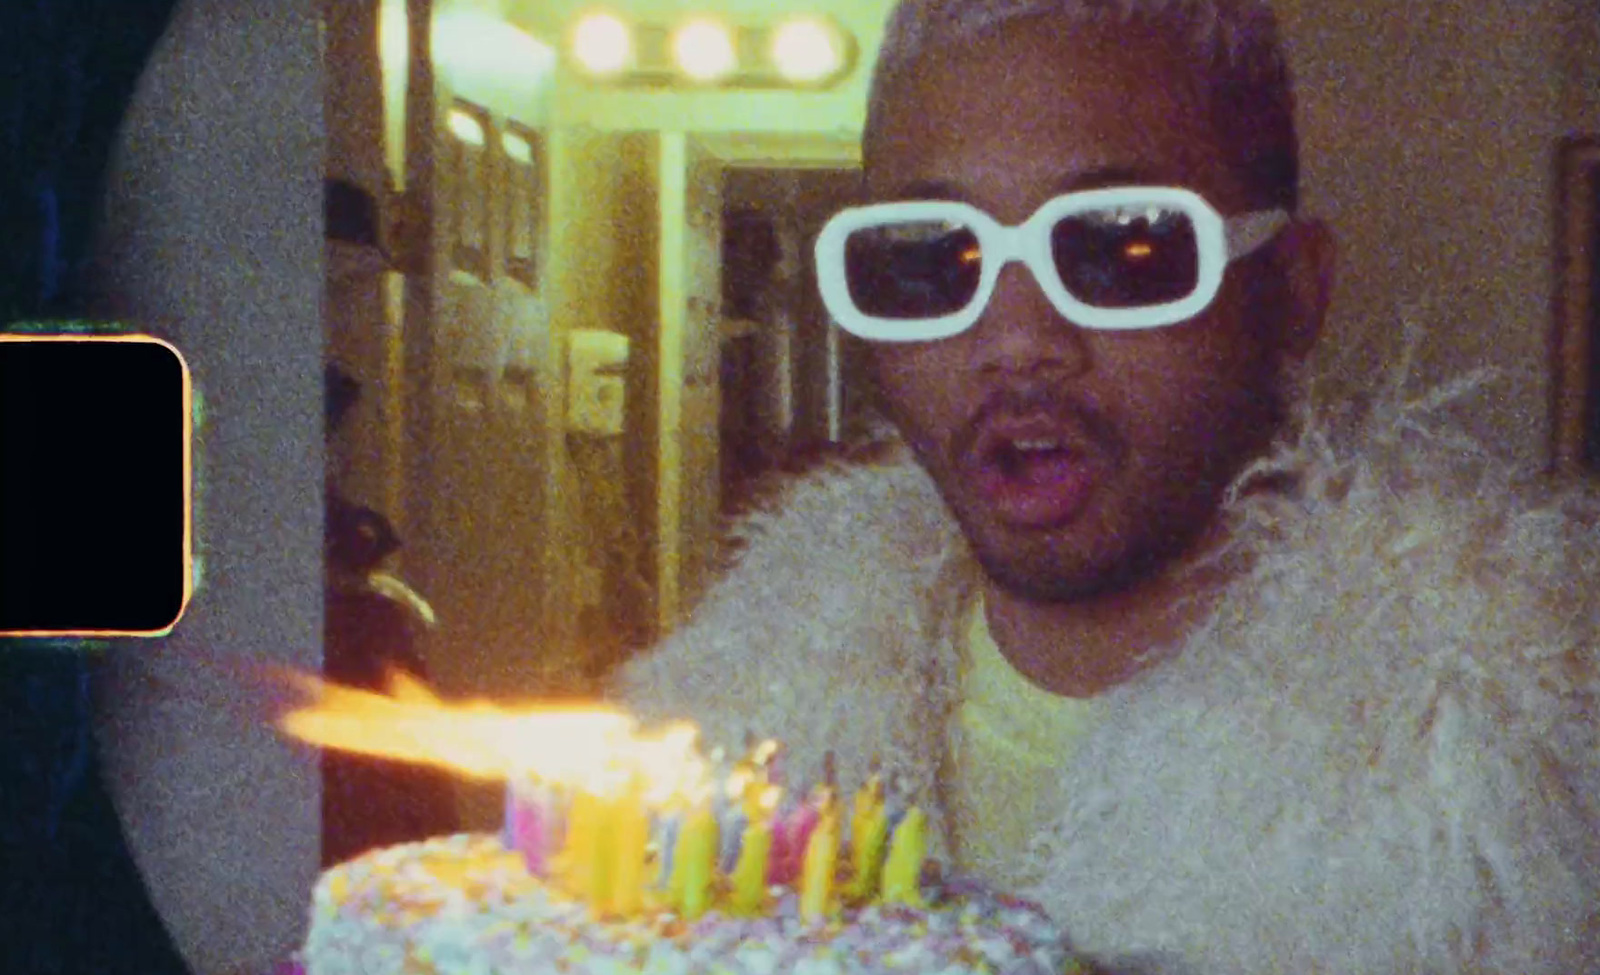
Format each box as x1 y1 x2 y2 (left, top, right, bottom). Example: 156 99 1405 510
718 165 873 517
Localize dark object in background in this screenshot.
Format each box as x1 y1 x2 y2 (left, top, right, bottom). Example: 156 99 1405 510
324 177 387 254
322 362 459 866
721 206 780 321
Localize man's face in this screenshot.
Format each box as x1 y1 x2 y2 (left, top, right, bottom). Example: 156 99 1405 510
862 18 1324 603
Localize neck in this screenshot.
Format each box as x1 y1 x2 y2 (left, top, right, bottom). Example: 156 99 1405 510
980 521 1240 699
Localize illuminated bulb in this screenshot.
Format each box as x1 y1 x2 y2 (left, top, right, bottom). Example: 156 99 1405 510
447 109 485 146
771 18 839 82
673 19 736 82
572 12 631 76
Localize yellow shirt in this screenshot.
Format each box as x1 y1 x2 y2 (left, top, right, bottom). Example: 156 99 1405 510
948 593 1101 889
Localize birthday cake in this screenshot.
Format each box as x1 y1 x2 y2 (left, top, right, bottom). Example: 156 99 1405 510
300 832 1081 975
278 693 1086 974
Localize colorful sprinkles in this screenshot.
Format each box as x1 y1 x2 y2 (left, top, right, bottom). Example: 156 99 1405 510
303 834 1085 975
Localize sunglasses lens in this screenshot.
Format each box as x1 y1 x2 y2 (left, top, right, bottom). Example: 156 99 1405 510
843 220 982 322
1051 205 1199 308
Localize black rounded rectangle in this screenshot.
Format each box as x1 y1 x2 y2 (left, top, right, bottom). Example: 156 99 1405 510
0 334 191 636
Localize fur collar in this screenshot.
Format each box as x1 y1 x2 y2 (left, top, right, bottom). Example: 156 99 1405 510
615 351 1600 972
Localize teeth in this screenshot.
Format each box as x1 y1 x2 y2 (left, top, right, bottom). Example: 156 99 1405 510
1012 439 1062 451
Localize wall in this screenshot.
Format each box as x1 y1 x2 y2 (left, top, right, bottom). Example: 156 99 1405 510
87 0 324 971
655 134 726 629
326 0 402 521
545 126 661 653
1280 0 1591 465
1561 0 1600 134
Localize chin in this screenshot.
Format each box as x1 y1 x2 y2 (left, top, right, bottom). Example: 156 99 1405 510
965 510 1201 606
976 548 1152 604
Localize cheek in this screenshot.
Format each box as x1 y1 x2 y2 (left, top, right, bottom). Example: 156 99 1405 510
1099 319 1278 458
870 347 966 437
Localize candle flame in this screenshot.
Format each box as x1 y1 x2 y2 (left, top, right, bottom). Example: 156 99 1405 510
274 668 705 790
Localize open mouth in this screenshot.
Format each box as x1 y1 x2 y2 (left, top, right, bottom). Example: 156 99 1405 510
993 438 1077 480
974 435 1097 529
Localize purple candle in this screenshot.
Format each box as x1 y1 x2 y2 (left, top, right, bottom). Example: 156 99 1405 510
719 807 747 875
545 783 568 862
654 810 682 889
507 778 548 877
501 782 517 849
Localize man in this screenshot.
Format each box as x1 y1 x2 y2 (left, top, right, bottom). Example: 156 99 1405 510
618 0 1600 971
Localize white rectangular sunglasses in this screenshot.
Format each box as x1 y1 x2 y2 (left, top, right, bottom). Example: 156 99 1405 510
814 186 1289 343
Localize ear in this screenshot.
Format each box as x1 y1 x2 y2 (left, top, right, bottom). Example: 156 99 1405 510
1272 217 1337 362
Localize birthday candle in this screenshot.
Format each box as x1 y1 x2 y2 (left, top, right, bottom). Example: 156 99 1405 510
673 801 718 921
846 806 888 901
843 774 884 899
880 806 927 908
780 800 821 886
653 808 682 891
501 781 517 850
562 788 598 898
765 787 798 885
719 805 748 875
849 776 880 859
799 806 839 921
718 760 752 874
728 817 773 915
706 747 731 822
512 781 548 877
610 775 649 916
546 782 569 864
586 790 615 913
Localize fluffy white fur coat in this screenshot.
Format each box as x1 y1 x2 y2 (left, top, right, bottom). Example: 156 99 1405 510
615 361 1600 973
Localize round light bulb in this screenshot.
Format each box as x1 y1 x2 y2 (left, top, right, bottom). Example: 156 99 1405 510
572 12 631 76
771 19 839 83
673 19 736 82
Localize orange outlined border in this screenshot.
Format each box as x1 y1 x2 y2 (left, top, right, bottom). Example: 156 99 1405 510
0 333 194 638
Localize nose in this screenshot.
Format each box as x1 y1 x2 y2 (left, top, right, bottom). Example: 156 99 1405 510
967 261 1090 379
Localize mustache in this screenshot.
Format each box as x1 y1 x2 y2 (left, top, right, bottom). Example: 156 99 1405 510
952 383 1126 463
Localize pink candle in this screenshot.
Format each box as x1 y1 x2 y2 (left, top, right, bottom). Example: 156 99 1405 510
765 792 795 885
508 779 548 877
501 783 517 850
772 800 819 886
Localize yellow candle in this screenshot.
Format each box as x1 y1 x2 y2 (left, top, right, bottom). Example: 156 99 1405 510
799 807 839 921
673 803 718 920
562 789 598 898
850 776 881 854
610 777 649 917
728 819 773 915
847 776 882 894
880 806 926 908
846 804 889 901
587 793 615 913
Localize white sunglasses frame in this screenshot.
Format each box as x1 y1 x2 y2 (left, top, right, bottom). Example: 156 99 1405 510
814 185 1290 343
